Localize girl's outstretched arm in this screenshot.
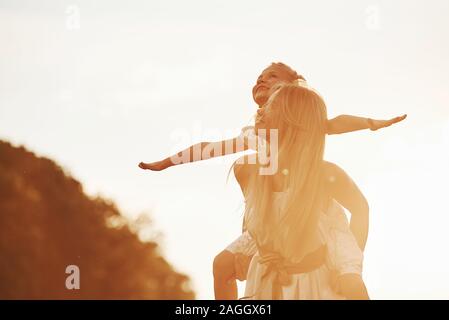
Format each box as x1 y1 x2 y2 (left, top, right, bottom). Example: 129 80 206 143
139 136 249 171
327 114 407 135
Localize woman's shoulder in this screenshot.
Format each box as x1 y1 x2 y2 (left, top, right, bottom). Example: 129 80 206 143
322 160 335 172
321 160 343 183
233 155 258 185
321 161 352 186
322 160 344 174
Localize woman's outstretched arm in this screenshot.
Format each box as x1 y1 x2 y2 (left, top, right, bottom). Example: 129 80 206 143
327 114 407 135
139 136 249 171
324 162 369 251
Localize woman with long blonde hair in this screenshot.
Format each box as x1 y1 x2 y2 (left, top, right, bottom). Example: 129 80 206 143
139 62 402 299
241 83 367 299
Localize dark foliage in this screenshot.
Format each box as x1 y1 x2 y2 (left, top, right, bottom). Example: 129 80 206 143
0 140 194 299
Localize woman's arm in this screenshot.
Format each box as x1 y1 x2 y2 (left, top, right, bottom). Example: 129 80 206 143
139 136 249 171
327 114 407 135
324 162 369 251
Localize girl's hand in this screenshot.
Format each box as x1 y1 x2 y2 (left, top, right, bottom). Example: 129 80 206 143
138 160 168 171
369 114 407 131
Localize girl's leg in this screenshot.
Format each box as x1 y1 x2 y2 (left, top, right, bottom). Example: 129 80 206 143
213 250 237 300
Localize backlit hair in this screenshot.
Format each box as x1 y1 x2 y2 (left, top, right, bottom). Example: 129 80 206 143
244 83 328 263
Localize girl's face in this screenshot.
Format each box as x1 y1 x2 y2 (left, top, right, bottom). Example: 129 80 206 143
252 66 291 107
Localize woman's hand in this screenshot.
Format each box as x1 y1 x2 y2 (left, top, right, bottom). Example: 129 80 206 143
234 253 253 281
138 160 169 171
369 114 407 131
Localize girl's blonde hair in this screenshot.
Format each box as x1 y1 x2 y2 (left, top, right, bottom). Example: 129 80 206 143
269 62 306 82
244 83 328 263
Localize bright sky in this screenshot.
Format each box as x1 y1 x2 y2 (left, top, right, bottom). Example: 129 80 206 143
1 0 449 299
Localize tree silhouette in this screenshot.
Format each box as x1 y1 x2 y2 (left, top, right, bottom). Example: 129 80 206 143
0 140 194 299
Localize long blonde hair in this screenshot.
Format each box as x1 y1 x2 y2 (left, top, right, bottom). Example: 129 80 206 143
244 83 328 263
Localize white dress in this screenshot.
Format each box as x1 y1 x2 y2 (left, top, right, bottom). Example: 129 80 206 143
243 193 363 300
226 126 363 299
